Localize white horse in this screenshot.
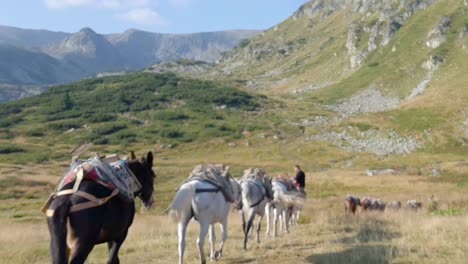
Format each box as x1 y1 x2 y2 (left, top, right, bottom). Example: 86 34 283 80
239 175 273 250
169 174 240 264
265 180 305 238
290 197 305 225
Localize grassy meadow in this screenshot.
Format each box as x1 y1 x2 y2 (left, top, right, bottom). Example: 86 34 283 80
0 138 467 263
0 1 467 263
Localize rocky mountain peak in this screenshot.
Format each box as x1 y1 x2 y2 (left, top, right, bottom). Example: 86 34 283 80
79 27 96 35
293 0 437 20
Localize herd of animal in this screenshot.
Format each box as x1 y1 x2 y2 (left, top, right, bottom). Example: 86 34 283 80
45 154 306 264
169 165 306 264
344 194 426 215
44 151 442 264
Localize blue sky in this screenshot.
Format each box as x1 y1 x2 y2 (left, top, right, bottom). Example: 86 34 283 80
0 0 309 34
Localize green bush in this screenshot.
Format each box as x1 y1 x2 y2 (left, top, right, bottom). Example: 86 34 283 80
0 145 25 154
48 120 84 131
160 129 183 139
0 72 265 145
24 129 45 137
93 123 127 136
153 111 189 121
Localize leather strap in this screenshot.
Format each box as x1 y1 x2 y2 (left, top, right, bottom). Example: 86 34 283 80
45 188 119 217
69 189 119 213
249 181 266 208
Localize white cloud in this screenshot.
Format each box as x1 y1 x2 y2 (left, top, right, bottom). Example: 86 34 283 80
98 0 122 9
169 0 192 8
44 0 167 27
44 0 91 9
129 0 152 7
43 0 156 9
115 8 166 25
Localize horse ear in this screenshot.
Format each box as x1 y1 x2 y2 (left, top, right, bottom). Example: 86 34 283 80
130 151 136 160
147 151 153 168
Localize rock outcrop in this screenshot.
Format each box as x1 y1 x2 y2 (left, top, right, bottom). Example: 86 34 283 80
327 88 400 117
308 128 421 156
426 16 452 49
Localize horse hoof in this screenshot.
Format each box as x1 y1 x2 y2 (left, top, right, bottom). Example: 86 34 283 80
214 251 222 261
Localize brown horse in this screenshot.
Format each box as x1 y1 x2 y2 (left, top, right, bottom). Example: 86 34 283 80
344 194 361 215
47 151 155 264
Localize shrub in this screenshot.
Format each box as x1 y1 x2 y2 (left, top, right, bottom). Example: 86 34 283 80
160 129 183 138
93 124 127 136
24 129 45 137
153 111 189 121
48 120 83 131
0 146 25 154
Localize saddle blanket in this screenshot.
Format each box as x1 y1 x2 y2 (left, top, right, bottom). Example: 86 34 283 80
57 155 141 199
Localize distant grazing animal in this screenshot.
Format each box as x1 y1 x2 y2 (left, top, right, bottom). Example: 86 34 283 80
239 169 273 250
406 200 422 211
360 196 385 212
371 199 386 211
47 151 155 264
386 201 402 211
344 194 361 215
360 197 372 211
169 165 240 264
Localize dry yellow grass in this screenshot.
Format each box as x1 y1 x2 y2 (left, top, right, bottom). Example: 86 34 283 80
0 160 467 264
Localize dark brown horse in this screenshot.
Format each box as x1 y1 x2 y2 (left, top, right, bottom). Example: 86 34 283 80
345 194 361 215
47 151 155 264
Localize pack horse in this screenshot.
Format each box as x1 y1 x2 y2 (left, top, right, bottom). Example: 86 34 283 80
239 168 273 250
45 151 155 264
169 164 240 264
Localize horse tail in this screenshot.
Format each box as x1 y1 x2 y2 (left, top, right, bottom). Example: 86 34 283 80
278 191 306 208
47 196 71 264
169 182 196 222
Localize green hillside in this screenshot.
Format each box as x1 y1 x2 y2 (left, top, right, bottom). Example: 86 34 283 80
0 73 268 163
210 0 468 161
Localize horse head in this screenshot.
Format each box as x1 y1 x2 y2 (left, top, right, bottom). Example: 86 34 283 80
262 175 274 200
128 151 155 209
229 178 243 209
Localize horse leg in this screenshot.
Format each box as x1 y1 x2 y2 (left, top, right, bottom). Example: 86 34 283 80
209 224 216 260
197 222 210 264
296 209 302 224
107 229 128 264
69 240 96 264
265 203 271 239
177 221 188 264
214 218 228 261
243 209 255 250
282 209 289 233
273 206 280 237
68 218 100 264
256 214 263 244
239 209 246 236
292 207 296 226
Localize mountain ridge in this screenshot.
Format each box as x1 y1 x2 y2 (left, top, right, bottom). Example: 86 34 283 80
0 25 260 101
